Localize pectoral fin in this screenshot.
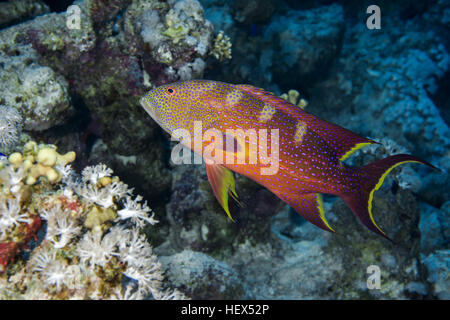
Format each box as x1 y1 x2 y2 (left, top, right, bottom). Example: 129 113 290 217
205 163 240 221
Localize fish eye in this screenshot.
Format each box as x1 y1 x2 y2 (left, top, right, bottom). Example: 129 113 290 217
166 87 176 96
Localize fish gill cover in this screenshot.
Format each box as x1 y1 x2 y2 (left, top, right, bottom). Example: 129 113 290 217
0 0 448 300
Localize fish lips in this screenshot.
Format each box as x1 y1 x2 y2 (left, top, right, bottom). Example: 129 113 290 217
139 96 172 135
140 96 162 124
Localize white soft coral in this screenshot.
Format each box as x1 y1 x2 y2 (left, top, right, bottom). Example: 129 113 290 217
0 164 26 194
119 227 156 268
77 230 119 267
31 246 82 291
31 246 57 273
75 183 115 208
81 163 113 185
117 196 158 227
0 195 32 240
42 204 81 249
75 176 130 209
107 181 131 199
118 227 164 296
55 164 74 184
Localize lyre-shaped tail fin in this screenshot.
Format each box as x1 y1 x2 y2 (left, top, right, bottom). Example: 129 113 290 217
342 154 437 240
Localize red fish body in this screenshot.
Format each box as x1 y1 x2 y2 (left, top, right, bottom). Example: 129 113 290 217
140 80 435 239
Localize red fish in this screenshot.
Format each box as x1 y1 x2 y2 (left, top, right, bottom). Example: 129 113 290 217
140 80 436 239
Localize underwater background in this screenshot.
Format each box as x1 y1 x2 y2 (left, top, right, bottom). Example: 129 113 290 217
0 0 448 299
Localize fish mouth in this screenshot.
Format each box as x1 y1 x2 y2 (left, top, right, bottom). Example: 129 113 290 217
139 96 172 135
140 96 157 119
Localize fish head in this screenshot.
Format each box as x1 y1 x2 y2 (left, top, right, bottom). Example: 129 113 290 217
140 80 234 136
140 84 176 135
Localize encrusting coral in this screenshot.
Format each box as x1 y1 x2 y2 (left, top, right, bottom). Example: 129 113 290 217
0 141 187 300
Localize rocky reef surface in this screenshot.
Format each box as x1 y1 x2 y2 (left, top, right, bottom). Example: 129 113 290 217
0 0 448 299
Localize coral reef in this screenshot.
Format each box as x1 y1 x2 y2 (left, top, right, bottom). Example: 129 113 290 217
419 202 449 254
421 250 449 299
0 0 49 28
0 105 23 151
220 182 425 299
0 0 216 211
0 142 186 300
159 250 247 299
263 4 345 89
164 162 280 256
0 39 73 131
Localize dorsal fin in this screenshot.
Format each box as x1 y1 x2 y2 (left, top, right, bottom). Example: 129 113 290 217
237 84 377 161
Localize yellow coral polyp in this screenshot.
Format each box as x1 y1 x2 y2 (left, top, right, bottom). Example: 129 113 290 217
280 89 308 109
6 141 76 185
288 90 299 105
8 153 23 167
26 164 59 185
98 176 112 187
84 205 117 231
56 151 76 166
23 141 38 154
37 148 57 166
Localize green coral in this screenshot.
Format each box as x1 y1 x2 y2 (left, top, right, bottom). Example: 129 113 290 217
210 31 232 61
280 89 308 109
163 24 188 44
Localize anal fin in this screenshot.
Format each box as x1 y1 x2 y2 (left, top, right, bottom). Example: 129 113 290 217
205 163 239 221
283 192 335 233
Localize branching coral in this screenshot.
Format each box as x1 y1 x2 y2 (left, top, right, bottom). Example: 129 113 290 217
0 141 187 300
210 30 232 61
280 89 308 109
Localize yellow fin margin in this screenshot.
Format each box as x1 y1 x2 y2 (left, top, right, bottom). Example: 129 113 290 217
220 168 237 222
316 193 335 232
367 160 422 235
339 142 372 162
